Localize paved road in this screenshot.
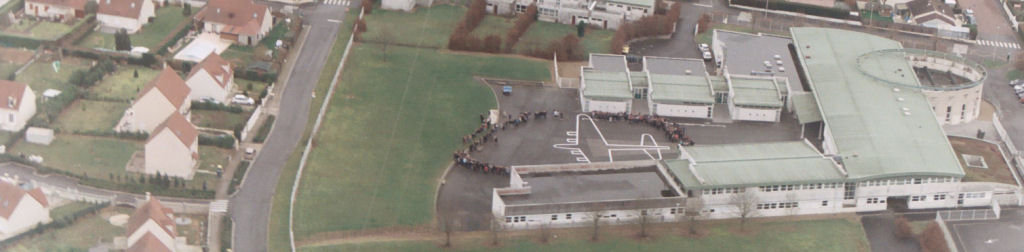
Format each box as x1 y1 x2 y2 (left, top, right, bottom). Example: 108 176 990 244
0 162 210 205
229 4 352 252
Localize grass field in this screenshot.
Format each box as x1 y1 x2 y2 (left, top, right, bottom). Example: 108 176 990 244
89 65 160 101
198 146 233 173
192 109 251 130
362 5 465 48
514 21 615 55
11 134 140 179
292 44 548 238
469 15 513 38
2 19 78 40
0 62 19 79
300 218 869 251
76 7 188 49
7 206 131 252
50 202 97 220
14 58 89 93
54 100 128 133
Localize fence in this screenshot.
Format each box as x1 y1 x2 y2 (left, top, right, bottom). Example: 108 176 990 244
999 0 1020 32
991 113 1024 186
239 83 271 141
937 208 1000 221
935 213 960 252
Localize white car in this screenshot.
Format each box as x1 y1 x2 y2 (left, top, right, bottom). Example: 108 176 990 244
702 51 713 60
698 43 709 51
232 94 255 105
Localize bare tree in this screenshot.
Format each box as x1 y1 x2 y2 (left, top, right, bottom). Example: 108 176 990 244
589 211 603 241
685 198 706 235
489 215 502 246
439 212 458 247
378 29 395 62
731 190 759 231
637 208 652 238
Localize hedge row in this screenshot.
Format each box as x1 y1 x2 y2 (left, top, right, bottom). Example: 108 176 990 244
192 101 245 113
199 134 236 149
227 160 250 195
0 33 45 49
156 22 194 55
252 115 275 143
731 0 850 19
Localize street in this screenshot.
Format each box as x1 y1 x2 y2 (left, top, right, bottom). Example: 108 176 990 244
228 3 353 252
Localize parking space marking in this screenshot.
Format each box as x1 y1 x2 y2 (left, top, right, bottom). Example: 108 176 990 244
554 114 671 163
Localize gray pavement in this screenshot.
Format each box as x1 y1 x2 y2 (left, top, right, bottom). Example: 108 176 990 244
948 208 1024 252
229 3 354 252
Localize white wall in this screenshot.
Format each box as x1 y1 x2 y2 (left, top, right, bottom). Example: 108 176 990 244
584 99 630 113
500 207 686 229
144 129 197 178
924 86 983 125
382 0 415 11
24 2 76 20
730 106 780 122
126 219 176 250
0 195 50 235
653 103 711 119
0 87 36 132
186 69 232 103
98 15 144 34
117 90 177 133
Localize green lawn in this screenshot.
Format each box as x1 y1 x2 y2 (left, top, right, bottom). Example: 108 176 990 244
362 5 466 48
234 78 271 96
7 207 130 252
53 100 128 133
11 134 140 179
89 65 160 101
50 202 97 220
261 21 290 48
300 219 869 252
292 44 548 237
1008 69 1024 81
198 145 234 173
14 58 89 93
0 62 19 79
76 6 187 49
514 21 615 55
469 15 513 38
192 109 251 130
1 19 77 40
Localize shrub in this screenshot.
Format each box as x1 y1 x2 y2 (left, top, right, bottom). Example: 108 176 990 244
697 13 712 33
199 134 236 149
893 217 913 240
362 0 373 14
505 4 538 50
252 115 275 143
919 222 949 252
730 0 850 19
191 101 245 113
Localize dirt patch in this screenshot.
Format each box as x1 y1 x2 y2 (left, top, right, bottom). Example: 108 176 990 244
557 61 586 78
948 136 1017 185
978 99 995 121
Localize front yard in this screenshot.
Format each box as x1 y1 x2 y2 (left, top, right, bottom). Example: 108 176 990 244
76 6 188 49
11 134 140 179
1 17 82 40
7 206 130 252
14 57 89 93
192 109 251 130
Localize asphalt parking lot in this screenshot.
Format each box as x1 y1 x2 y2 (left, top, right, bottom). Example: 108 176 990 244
949 208 1024 252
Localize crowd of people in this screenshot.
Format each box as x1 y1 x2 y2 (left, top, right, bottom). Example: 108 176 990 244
452 151 509 175
589 111 694 145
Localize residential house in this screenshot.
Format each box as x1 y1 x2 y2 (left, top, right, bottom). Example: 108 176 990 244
195 0 273 46
0 180 50 239
116 67 192 133
906 0 959 28
144 113 198 179
0 80 36 132
24 0 88 21
486 0 654 29
125 196 176 252
97 0 156 34
185 52 235 103
382 0 433 12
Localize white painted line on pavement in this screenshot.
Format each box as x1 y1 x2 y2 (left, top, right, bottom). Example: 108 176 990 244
327 19 342 23
694 3 712 7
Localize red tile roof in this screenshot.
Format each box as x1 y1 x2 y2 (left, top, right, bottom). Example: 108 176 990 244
196 0 269 36
188 52 233 89
0 181 48 219
0 80 28 111
125 197 176 239
148 113 198 148
126 232 174 252
26 0 88 10
98 0 146 19
137 67 191 110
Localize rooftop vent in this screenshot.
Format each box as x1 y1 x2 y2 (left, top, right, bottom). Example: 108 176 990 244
893 88 900 92
902 107 910 111
897 97 905 102
684 69 691 75
903 111 912 116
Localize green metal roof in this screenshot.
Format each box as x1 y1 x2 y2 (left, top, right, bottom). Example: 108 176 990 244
792 92 823 124
790 27 964 179
648 73 714 104
730 76 784 107
582 69 633 100
607 0 655 8
630 71 648 88
709 76 729 92
665 141 845 189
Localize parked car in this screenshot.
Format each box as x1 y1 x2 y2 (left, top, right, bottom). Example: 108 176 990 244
702 51 713 60
232 94 255 105
244 147 257 160
1010 79 1023 86
502 85 512 96
697 43 709 51
199 97 221 104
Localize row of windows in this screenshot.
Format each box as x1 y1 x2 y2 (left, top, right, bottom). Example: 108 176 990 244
757 202 799 210
505 216 527 223
964 192 986 198
911 195 927 201
866 197 886 204
550 213 573 220
859 177 957 187
759 183 840 192
669 207 685 215
703 187 743 195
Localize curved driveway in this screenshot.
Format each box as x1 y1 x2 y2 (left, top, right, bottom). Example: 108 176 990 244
229 4 352 252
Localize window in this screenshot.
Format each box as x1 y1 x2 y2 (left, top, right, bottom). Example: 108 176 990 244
914 178 922 184
843 183 856 200
551 215 558 221
566 214 572 219
866 197 885 204
670 207 684 214
512 216 526 223
965 192 986 198
934 194 947 200
506 217 512 223
7 113 12 122
961 104 967 120
946 106 952 122
911 195 926 201
515 4 527 12
640 210 648 216
822 201 828 206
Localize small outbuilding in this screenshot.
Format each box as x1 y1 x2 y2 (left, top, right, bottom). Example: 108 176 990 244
25 127 54 146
